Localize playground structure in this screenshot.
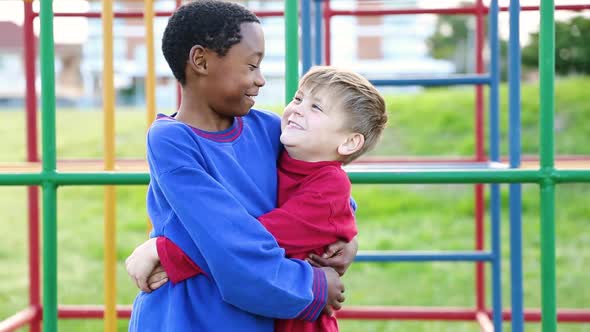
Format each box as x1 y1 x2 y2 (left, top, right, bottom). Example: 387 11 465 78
0 0 589 332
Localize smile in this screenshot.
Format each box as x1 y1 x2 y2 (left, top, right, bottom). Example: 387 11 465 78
287 121 304 130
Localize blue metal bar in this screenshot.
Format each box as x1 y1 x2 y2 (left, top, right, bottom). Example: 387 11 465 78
508 0 524 331
313 0 323 65
301 0 312 74
355 251 494 262
488 0 503 331
370 75 490 87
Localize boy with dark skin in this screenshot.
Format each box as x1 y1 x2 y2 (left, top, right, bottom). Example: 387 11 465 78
129 66 388 332
127 1 356 331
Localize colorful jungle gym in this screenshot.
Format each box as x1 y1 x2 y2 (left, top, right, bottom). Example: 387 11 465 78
0 0 589 331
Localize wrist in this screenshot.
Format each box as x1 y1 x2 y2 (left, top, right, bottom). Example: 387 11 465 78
147 237 160 263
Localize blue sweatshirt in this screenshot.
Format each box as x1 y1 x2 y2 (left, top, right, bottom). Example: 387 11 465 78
129 109 327 332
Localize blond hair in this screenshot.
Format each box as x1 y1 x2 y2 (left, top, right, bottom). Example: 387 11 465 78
299 66 388 164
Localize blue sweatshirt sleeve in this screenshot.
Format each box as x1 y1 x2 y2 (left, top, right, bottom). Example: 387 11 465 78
147 123 327 320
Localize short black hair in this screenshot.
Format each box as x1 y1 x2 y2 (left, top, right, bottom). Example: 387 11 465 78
162 0 260 85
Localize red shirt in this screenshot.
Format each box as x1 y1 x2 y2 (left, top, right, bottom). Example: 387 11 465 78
158 151 357 332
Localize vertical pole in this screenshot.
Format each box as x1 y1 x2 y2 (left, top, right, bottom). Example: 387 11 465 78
488 0 503 330
39 0 58 330
508 0 524 331
24 1 41 331
285 0 299 104
313 0 323 65
102 0 117 331
323 0 331 65
176 0 182 109
301 0 312 74
474 0 486 315
539 0 557 330
145 0 156 127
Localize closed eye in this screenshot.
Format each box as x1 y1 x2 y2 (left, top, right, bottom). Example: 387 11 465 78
312 104 323 112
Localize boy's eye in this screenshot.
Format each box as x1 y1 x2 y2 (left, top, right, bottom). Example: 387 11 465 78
249 64 258 70
312 104 323 112
293 96 302 103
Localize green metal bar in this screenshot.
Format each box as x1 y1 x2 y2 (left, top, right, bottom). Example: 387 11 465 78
42 184 58 332
4 169 589 187
539 1 555 170
347 169 542 184
540 181 557 332
0 174 44 186
55 173 149 185
284 0 298 104
0 173 148 186
40 0 57 173
39 0 58 330
554 170 590 183
0 169 555 186
539 0 557 330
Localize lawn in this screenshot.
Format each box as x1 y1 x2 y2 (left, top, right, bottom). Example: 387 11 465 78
0 77 589 331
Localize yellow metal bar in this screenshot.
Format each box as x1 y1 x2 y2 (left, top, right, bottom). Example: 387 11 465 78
145 0 156 233
145 0 156 128
102 0 117 331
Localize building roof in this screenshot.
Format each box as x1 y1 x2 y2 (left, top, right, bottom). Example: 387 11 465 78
0 21 32 51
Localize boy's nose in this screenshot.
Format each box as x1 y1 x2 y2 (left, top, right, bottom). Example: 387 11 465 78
255 70 265 87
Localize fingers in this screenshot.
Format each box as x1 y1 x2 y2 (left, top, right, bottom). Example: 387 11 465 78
304 257 321 268
137 277 151 293
147 270 169 290
308 253 331 267
323 241 346 258
149 277 169 291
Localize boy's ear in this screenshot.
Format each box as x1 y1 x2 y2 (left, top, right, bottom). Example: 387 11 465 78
188 45 208 75
337 133 365 157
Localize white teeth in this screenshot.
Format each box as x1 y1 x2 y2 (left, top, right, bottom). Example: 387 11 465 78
288 121 303 129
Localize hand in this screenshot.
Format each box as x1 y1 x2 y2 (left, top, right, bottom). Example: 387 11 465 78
125 238 160 293
307 237 358 276
147 264 169 291
321 267 345 316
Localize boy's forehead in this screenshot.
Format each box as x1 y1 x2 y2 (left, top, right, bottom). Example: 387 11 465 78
299 83 339 104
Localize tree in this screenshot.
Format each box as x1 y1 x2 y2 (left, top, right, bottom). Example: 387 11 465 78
427 13 473 73
522 16 590 75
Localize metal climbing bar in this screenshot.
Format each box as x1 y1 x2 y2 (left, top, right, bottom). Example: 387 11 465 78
369 75 490 87
355 251 494 262
539 1 557 331
101 0 117 330
508 0 524 331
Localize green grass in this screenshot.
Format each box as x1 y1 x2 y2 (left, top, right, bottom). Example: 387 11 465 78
1 76 589 331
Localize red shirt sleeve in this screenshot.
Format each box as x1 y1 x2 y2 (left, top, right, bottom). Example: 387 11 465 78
156 237 205 284
258 166 357 257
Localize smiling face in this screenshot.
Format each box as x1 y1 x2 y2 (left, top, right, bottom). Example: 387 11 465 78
280 86 354 163
203 22 266 117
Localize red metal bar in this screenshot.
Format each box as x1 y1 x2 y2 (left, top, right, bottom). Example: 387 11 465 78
175 0 182 109
334 306 590 322
474 0 486 314
327 5 590 17
24 2 41 332
24 0 38 163
58 305 132 319
33 10 283 19
506 5 590 12
0 307 38 332
323 0 331 65
336 307 477 320
17 305 587 323
330 7 478 16
26 187 41 332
